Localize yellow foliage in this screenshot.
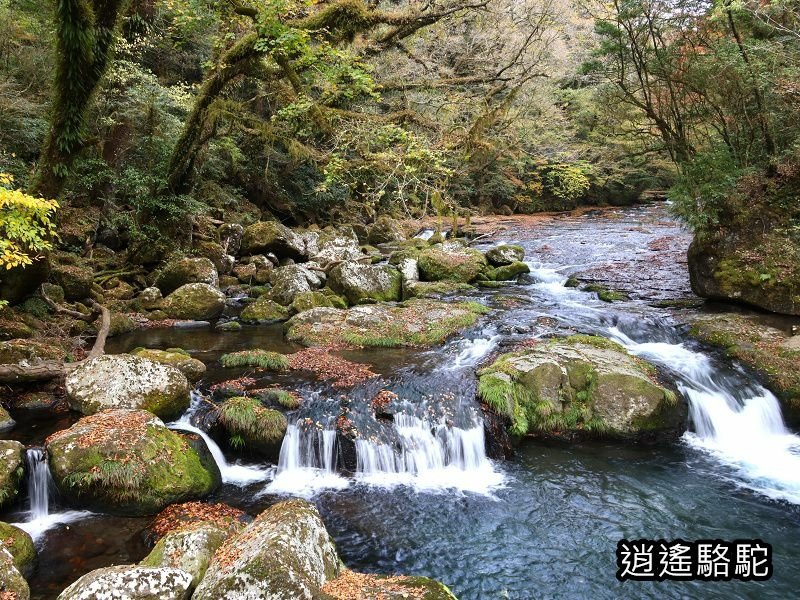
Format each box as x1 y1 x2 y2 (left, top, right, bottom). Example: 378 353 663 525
0 173 58 270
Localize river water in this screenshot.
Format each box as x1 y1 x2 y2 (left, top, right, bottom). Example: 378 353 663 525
4 203 800 599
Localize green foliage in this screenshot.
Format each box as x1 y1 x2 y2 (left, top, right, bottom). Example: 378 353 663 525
218 396 287 448
219 349 290 371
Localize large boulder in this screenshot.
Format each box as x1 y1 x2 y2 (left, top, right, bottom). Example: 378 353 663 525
192 499 340 600
269 264 324 305
57 566 192 600
129 348 206 382
688 231 800 316
286 299 489 348
141 523 230 589
485 244 525 266
0 543 29 600
47 410 219 515
163 283 226 320
193 242 234 276
417 242 487 283
155 257 219 295
478 335 685 440
311 227 362 268
51 263 94 301
65 354 190 419
217 397 287 458
289 290 345 314
367 216 406 245
0 440 25 509
0 522 36 577
328 261 402 305
240 298 289 323
240 221 306 260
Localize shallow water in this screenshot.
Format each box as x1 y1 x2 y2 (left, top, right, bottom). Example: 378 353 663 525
5 203 800 599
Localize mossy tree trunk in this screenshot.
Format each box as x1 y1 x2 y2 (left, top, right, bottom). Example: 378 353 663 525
29 0 127 200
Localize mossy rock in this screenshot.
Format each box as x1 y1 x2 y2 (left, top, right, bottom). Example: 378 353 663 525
324 571 458 600
47 410 219 516
163 283 226 321
0 542 29 600
193 241 233 275
65 354 190 419
240 221 306 260
367 216 406 245
268 264 324 306
486 261 530 281
240 298 289 323
478 335 684 441
417 243 487 283
0 441 25 509
290 290 337 313
192 499 340 600
56 565 193 600
0 256 50 305
0 406 14 432
215 320 242 332
257 388 302 410
0 339 66 365
0 522 36 577
328 261 402 305
155 257 219 295
130 348 206 382
485 244 525 266
582 283 628 302
97 311 136 337
218 397 287 457
404 281 475 299
51 263 94 301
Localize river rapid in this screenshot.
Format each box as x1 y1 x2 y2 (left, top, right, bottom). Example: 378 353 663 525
4 203 800 599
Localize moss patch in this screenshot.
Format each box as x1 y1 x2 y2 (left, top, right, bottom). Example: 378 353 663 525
218 397 287 454
219 350 289 371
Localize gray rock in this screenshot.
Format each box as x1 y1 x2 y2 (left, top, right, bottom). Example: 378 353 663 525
155 258 219 295
0 440 25 509
163 283 226 320
57 565 192 600
240 221 306 260
219 223 244 256
328 261 402 304
485 244 525 266
140 523 229 589
139 287 163 310
269 265 324 305
0 543 29 600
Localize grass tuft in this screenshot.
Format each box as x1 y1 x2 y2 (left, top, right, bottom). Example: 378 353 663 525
220 349 289 371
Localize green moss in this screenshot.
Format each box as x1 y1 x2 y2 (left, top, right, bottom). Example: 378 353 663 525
582 284 627 302
220 350 289 371
0 522 35 573
259 389 302 410
487 261 531 281
19 296 51 318
417 246 487 283
218 397 287 453
404 281 474 299
240 298 289 323
562 334 626 352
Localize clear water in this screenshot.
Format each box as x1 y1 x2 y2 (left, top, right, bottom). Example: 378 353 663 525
6 204 800 599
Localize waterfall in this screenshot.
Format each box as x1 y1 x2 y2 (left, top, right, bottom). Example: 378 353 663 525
355 414 504 493
609 326 800 503
263 423 348 496
169 392 270 485
25 448 52 520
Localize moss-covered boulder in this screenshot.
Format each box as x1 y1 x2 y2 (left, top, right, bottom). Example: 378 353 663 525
323 571 458 600
192 499 340 600
155 257 219 295
47 410 219 516
404 281 474 299
687 313 800 425
328 261 402 304
289 290 340 313
219 350 289 370
269 264 324 305
0 440 25 509
688 230 800 315
217 397 287 457
57 565 193 600
100 311 137 337
163 283 226 320
0 522 36 577
0 339 66 364
0 256 49 305
51 263 94 301
485 244 525 266
0 543 29 600
130 348 206 382
65 354 190 419
311 227 362 268
484 261 530 281
286 299 489 348
193 242 234 275
367 216 406 245
478 335 684 440
240 298 289 323
240 221 306 260
418 242 488 283
138 286 163 310
141 522 230 589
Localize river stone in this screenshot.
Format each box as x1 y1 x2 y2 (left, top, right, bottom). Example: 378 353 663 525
328 261 402 305
311 227 362 268
140 523 230 589
0 543 29 600
478 335 685 440
269 264 324 306
0 440 25 509
417 243 487 283
139 287 163 310
485 244 525 266
240 221 306 260
163 283 226 320
218 397 287 458
193 242 234 276
192 499 340 600
47 410 219 516
129 348 206 382
240 298 289 323
0 522 36 576
57 565 192 600
155 257 219 295
0 339 66 364
65 354 190 419
489 261 530 281
289 290 340 314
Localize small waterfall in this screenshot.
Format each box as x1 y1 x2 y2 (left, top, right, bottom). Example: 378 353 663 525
169 391 270 485
449 335 500 370
355 414 504 493
609 326 800 503
26 448 52 520
264 423 348 496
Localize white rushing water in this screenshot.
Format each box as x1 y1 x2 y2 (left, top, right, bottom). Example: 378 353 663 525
609 327 800 504
355 414 504 494
263 423 349 496
168 392 270 485
13 449 91 542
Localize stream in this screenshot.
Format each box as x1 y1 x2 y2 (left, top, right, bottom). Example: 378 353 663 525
4 203 800 599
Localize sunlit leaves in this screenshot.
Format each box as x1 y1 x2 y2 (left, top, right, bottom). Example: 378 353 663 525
0 173 58 269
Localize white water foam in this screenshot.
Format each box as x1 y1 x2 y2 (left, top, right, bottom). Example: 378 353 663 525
263 424 349 497
609 327 800 504
449 335 500 369
355 414 505 494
